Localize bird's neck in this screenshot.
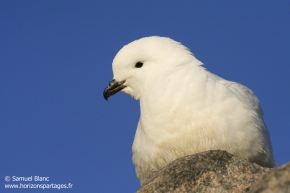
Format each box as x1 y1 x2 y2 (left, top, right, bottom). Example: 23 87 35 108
139 66 209 132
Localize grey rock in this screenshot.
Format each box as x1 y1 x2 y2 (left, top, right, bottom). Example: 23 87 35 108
137 150 270 193
249 162 290 193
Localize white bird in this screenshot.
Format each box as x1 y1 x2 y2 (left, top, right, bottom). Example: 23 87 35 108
103 36 275 185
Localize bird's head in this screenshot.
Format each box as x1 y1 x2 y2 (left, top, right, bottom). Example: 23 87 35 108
103 36 202 101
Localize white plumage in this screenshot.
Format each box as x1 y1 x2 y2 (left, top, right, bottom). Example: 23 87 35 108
104 36 275 185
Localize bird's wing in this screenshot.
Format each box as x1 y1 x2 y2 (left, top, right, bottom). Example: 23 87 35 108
220 79 264 115
207 71 264 115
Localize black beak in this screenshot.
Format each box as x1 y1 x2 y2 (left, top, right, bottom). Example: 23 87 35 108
103 79 126 100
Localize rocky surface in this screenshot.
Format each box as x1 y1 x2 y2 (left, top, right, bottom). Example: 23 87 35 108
249 161 290 193
137 150 272 193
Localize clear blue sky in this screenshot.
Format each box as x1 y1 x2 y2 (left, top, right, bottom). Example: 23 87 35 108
1 1 290 192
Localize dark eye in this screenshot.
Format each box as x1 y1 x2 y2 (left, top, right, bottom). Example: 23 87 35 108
135 62 143 68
